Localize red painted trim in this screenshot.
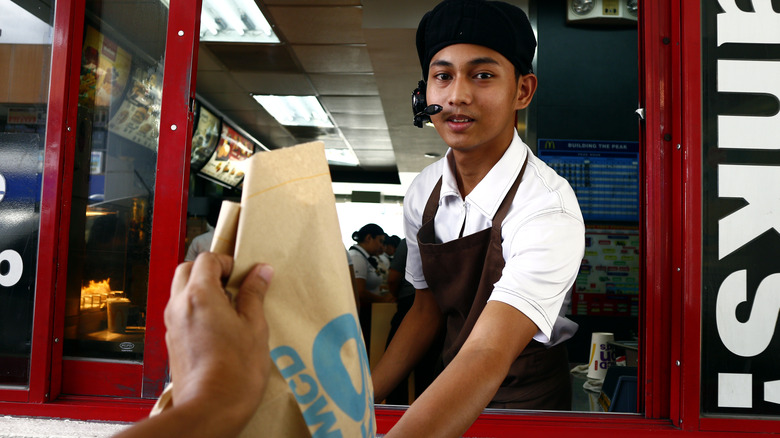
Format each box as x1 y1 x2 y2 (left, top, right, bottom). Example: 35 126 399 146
143 0 202 398
668 0 687 430
679 0 703 433
61 360 142 398
637 0 674 421
49 0 87 403
700 417 780 435
0 389 29 403
374 408 769 437
29 0 85 404
0 397 152 423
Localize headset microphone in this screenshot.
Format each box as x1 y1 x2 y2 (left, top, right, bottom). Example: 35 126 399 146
412 80 443 128
417 104 443 117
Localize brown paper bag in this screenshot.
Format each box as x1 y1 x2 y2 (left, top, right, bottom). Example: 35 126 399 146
153 142 376 437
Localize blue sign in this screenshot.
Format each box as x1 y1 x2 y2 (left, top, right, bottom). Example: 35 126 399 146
538 139 639 223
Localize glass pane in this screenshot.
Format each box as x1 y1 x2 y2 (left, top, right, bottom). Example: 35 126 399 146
63 0 168 363
0 0 53 387
700 0 780 417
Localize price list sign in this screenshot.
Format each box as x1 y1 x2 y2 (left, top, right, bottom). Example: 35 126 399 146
537 139 639 223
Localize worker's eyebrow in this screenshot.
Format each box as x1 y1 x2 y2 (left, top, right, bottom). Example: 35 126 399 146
430 59 454 69
467 57 500 66
429 57 501 69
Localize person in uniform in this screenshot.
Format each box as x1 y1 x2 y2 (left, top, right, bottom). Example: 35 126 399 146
371 0 585 435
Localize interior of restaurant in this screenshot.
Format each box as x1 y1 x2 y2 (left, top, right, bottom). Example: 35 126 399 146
0 0 641 413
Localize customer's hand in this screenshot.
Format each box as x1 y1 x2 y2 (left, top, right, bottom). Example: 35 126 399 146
166 253 273 432
115 253 274 438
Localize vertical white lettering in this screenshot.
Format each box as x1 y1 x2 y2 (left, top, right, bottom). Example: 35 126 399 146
717 0 780 46
717 60 780 150
0 172 24 288
765 380 780 405
718 164 780 259
0 249 23 287
716 270 780 357
718 373 753 408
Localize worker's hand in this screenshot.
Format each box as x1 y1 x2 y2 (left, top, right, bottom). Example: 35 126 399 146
165 253 273 430
379 293 396 303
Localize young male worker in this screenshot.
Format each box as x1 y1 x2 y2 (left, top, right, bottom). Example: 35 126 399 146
372 0 585 436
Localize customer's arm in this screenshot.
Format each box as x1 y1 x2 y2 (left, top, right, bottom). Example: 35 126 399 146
115 253 273 438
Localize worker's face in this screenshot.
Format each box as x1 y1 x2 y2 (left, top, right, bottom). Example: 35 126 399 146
426 44 537 155
369 234 385 256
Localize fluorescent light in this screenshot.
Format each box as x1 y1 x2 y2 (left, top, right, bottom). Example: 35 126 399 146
159 0 280 43
252 95 334 128
325 149 360 166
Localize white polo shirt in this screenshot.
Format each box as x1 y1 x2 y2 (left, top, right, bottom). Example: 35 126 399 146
403 131 585 346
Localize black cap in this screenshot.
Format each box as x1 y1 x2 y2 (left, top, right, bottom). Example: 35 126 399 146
416 0 536 80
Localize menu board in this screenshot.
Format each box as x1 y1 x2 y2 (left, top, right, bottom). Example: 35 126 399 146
571 225 640 317
537 139 639 222
78 26 132 109
107 65 163 151
190 103 221 172
198 124 255 187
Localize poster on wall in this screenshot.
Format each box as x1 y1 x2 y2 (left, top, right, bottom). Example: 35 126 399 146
190 102 221 172
198 124 255 188
572 225 639 317
107 65 163 151
700 1 780 417
78 26 132 109
537 139 639 222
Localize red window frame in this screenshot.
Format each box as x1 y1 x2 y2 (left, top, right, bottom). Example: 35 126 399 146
375 0 682 433
0 0 201 421
2 0 777 434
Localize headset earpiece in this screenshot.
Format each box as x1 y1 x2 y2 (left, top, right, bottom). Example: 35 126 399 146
412 80 429 128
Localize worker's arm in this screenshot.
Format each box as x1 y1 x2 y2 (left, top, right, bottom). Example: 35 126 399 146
385 301 537 438
372 288 443 402
355 277 394 303
348 264 360 308
386 268 402 299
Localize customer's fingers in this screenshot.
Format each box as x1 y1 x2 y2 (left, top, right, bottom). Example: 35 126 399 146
170 261 194 297
188 252 234 290
235 264 273 324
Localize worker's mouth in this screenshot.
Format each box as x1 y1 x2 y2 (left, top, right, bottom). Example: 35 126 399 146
445 114 475 131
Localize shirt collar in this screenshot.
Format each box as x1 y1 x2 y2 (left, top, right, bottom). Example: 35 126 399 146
351 244 370 259
440 131 528 219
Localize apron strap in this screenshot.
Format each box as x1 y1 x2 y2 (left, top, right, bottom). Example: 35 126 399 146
422 178 443 225
491 155 529 241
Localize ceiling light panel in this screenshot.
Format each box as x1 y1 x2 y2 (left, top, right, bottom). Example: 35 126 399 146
252 95 334 128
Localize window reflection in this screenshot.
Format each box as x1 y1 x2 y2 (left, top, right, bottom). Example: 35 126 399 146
0 0 53 387
63 1 167 363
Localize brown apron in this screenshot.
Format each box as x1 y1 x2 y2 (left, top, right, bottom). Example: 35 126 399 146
417 158 571 410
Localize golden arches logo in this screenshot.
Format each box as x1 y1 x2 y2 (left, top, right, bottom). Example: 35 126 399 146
543 140 556 149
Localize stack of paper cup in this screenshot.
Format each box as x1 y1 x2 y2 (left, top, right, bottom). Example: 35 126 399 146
586 332 615 380
107 297 131 334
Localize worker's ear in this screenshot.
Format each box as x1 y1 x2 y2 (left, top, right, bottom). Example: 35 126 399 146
514 73 537 111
